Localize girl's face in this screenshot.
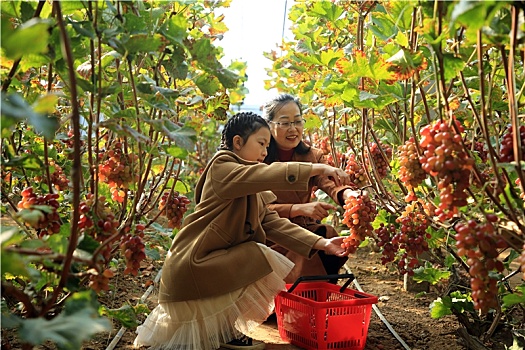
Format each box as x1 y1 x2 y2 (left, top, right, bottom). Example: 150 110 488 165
233 127 271 163
269 101 304 151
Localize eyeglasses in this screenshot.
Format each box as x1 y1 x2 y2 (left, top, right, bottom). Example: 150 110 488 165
269 119 306 130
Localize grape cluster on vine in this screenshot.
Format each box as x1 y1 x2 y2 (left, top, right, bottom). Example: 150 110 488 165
499 125 525 163
98 140 139 203
120 226 146 276
419 120 474 222
366 141 392 179
310 134 331 155
159 191 191 228
34 160 69 191
375 223 398 265
17 187 61 237
374 202 432 275
78 194 120 262
88 269 115 293
464 140 488 163
344 153 369 188
341 193 378 254
393 203 431 275
454 218 506 314
397 137 427 201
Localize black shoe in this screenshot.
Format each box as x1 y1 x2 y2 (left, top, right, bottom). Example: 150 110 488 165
220 335 265 349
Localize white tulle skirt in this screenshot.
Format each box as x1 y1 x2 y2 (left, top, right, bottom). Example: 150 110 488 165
133 243 294 350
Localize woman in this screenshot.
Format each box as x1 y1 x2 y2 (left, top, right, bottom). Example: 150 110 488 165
263 94 358 283
134 112 351 350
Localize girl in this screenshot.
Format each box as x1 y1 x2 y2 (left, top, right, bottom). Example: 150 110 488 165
263 94 359 284
134 112 352 350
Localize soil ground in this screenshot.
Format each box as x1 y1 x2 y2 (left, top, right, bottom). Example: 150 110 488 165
2 245 517 350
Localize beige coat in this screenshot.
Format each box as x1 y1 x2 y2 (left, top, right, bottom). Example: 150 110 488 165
158 151 324 302
267 147 351 282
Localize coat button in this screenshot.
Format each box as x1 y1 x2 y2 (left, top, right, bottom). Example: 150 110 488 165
288 175 296 182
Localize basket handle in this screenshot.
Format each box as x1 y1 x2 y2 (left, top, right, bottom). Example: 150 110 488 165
286 273 355 294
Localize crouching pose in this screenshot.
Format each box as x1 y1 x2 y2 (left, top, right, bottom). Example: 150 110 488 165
134 112 351 350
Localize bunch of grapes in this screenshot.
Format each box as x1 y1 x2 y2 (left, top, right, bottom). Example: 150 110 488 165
120 229 146 276
159 191 191 228
77 194 120 262
419 120 474 222
391 203 431 275
500 125 525 162
98 141 139 203
326 152 344 168
344 153 369 188
454 218 507 314
341 193 378 254
397 137 427 201
374 223 398 265
34 160 69 191
366 141 392 179
88 269 115 294
464 140 488 162
312 134 331 155
17 187 61 237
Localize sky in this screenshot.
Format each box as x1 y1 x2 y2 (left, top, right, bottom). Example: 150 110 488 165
217 0 295 112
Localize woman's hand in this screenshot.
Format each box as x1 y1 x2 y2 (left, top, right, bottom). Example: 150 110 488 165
291 202 337 221
311 164 352 186
313 237 349 257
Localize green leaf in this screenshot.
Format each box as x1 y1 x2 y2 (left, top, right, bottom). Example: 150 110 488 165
413 263 451 285
320 49 343 67
163 145 188 159
395 31 409 48
125 33 164 54
502 293 525 308
310 1 344 22
100 304 139 328
502 285 525 309
18 308 110 349
47 233 69 255
145 246 161 261
429 296 453 319
145 119 196 151
442 54 465 81
215 68 240 89
195 73 221 95
1 93 59 139
2 18 53 60
1 242 30 278
161 13 188 45
450 0 501 31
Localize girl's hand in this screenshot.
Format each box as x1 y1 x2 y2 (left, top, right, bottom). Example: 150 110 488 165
291 202 337 221
314 237 349 257
312 164 352 187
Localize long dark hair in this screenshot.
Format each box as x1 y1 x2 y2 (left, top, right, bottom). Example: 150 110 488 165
219 112 269 151
262 93 311 163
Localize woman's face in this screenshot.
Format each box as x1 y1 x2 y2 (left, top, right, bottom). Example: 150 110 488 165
269 101 303 151
233 127 271 163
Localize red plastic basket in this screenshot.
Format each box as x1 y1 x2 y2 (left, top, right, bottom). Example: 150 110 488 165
275 275 378 350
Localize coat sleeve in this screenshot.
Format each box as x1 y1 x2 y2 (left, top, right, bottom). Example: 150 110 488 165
210 156 313 200
267 203 294 218
261 206 321 258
